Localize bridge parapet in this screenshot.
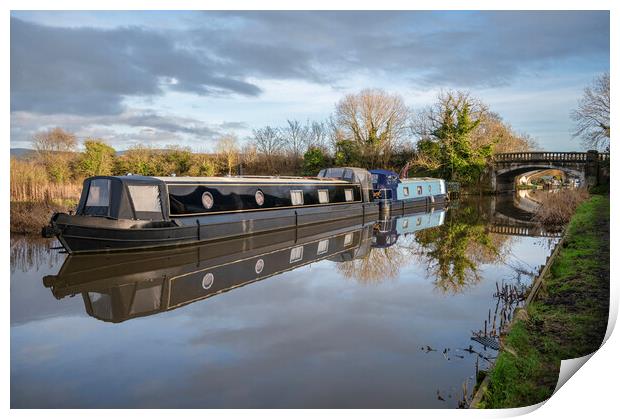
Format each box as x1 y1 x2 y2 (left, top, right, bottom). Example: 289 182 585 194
494 151 609 163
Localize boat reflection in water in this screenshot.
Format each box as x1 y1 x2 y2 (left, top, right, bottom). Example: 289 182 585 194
43 209 446 323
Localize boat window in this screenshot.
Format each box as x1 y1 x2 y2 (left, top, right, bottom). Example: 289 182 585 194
84 179 111 215
255 190 265 206
417 186 423 195
428 185 432 194
201 192 214 209
87 292 112 320
343 169 353 181
318 189 329 204
371 173 379 184
317 239 329 255
344 189 354 202
403 187 409 196
344 233 354 246
291 190 304 206
129 283 162 315
128 184 162 213
201 273 214 290
290 246 304 263
402 219 409 228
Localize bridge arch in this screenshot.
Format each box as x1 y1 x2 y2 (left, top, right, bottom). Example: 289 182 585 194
494 165 585 192
490 151 608 192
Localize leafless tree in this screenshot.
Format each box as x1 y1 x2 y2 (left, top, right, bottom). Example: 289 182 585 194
308 120 330 152
281 119 311 158
571 72 610 150
216 134 240 175
252 125 284 172
334 88 410 167
32 127 77 158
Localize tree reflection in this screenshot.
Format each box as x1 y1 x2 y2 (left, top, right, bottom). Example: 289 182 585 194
411 205 503 294
337 245 408 284
10 236 63 273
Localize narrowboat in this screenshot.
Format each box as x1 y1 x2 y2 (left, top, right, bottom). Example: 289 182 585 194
43 217 374 323
369 169 447 215
372 208 446 248
43 168 379 253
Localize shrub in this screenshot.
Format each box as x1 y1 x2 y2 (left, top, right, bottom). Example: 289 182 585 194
533 188 589 226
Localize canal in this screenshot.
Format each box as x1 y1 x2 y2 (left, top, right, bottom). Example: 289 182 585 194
10 195 559 408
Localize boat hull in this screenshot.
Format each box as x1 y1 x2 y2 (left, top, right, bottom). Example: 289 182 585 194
46 201 380 254
377 194 448 216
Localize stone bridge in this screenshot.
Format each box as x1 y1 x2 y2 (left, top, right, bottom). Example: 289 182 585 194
491 150 610 192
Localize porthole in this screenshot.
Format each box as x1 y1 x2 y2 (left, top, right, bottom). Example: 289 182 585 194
403 187 409 196
255 258 264 274
417 186 423 195
202 191 214 209
202 273 214 290
428 185 432 194
255 190 265 206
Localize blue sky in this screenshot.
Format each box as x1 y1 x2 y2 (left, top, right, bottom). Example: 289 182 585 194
10 11 609 152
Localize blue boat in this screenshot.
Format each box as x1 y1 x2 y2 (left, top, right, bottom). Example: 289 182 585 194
372 208 446 248
370 169 447 214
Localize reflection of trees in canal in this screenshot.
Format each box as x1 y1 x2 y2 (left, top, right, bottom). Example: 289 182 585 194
337 245 408 284
340 202 518 292
10 236 63 274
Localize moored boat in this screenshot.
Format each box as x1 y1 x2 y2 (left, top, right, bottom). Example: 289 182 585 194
43 169 379 253
369 169 448 215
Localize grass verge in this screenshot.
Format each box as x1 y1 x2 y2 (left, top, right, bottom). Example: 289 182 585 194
476 194 610 408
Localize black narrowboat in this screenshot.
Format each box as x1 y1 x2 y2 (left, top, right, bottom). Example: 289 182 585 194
43 168 379 253
43 217 374 323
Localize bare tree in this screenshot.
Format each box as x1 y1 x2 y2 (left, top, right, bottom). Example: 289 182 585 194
334 88 410 167
216 134 240 175
31 127 77 182
32 127 77 158
308 120 329 152
471 112 538 153
252 125 284 172
571 72 610 150
281 119 311 158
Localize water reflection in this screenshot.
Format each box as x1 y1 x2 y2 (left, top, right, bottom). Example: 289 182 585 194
43 218 376 323
11 195 562 408
30 198 560 322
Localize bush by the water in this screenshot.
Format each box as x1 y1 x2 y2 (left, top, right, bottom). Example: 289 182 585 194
533 188 589 225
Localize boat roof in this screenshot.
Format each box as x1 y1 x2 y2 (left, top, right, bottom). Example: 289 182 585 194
369 169 399 176
101 175 350 184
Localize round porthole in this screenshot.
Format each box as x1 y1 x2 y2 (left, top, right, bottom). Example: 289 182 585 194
255 190 265 206
255 258 264 274
202 191 214 209
202 273 214 289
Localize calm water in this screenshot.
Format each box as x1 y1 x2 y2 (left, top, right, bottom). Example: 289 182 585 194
10 195 559 408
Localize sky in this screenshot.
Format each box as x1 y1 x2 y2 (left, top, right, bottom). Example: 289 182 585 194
10 10 610 152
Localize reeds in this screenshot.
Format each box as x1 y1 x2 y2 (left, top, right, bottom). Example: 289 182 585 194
10 158 81 203
533 188 589 226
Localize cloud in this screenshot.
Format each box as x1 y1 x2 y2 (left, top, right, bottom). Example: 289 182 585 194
9 11 610 150
10 17 262 116
10 109 236 149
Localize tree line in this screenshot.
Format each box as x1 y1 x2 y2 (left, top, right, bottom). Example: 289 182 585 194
15 88 542 192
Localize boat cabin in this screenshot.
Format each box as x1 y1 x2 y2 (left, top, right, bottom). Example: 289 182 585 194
368 170 446 203
75 173 367 222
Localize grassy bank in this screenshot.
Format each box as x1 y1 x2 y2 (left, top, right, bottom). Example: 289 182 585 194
475 194 610 408
10 200 77 235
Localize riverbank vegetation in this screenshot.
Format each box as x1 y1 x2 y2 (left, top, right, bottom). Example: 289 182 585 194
476 194 610 408
533 188 590 226
10 88 536 234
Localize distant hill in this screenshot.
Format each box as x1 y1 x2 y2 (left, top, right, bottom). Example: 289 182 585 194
10 148 35 158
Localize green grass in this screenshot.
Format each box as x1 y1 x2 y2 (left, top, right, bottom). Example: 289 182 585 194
477 195 610 408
